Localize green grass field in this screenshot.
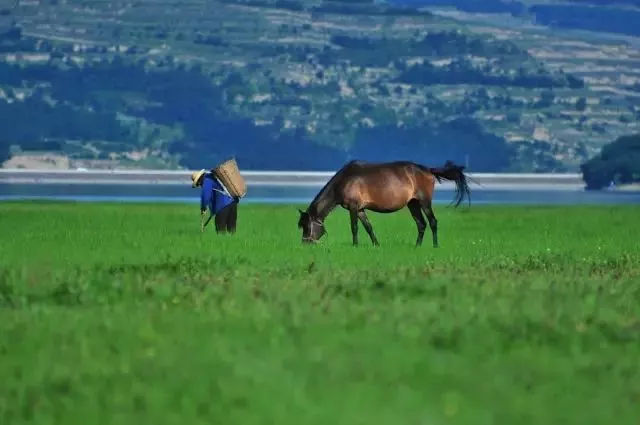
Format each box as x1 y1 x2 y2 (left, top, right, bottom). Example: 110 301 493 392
1 202 639 425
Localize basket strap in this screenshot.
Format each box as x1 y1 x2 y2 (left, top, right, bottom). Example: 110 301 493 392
214 177 232 197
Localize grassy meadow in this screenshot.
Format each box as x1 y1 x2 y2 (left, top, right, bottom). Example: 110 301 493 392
1 201 639 425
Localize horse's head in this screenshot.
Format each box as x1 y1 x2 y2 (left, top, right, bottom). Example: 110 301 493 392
298 209 326 244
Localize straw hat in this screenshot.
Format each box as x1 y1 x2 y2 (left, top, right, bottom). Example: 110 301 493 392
191 169 206 187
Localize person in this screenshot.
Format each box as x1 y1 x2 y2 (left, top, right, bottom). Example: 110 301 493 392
191 169 238 234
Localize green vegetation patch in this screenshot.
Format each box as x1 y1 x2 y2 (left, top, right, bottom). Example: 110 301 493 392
1 202 639 424
581 133 640 190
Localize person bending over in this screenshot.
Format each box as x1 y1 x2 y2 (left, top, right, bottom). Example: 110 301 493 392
191 169 238 234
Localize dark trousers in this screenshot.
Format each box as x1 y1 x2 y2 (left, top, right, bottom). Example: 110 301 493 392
215 201 238 234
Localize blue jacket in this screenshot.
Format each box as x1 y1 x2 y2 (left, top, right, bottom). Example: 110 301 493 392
201 173 235 215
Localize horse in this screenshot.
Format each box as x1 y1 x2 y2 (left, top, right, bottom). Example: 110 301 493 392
297 160 471 247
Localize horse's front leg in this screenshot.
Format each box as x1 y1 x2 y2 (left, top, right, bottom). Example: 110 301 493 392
350 209 359 246
358 211 379 246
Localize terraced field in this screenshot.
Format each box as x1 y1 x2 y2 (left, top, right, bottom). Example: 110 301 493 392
2 0 640 171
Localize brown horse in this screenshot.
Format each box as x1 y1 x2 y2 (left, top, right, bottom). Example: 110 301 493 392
297 160 470 246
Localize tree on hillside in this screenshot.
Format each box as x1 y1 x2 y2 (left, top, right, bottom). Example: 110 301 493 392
580 134 640 190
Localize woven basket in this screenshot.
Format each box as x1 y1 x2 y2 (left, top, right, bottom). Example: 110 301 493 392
213 158 247 198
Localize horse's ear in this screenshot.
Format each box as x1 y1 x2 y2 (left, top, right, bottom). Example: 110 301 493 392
298 209 305 215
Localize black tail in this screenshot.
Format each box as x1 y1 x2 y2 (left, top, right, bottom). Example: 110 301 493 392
430 160 471 207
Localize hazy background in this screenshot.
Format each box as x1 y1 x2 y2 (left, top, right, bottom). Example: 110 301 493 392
1 0 639 187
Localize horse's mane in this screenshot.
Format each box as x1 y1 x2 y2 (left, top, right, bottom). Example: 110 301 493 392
308 160 363 216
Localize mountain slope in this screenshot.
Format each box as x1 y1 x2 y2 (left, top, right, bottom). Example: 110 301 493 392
0 0 638 171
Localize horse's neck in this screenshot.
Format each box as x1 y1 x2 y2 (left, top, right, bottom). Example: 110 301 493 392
309 163 354 220
309 186 336 221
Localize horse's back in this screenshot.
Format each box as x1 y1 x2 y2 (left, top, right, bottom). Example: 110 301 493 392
339 159 407 169
340 160 428 180
336 160 431 211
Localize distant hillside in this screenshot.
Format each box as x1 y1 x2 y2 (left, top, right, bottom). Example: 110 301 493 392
389 0 526 15
390 0 640 36
0 0 639 171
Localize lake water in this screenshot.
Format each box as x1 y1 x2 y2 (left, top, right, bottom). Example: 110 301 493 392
1 184 639 205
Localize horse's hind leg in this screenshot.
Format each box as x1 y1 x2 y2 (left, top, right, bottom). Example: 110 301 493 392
408 199 427 247
420 200 438 248
357 210 379 246
350 209 359 246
